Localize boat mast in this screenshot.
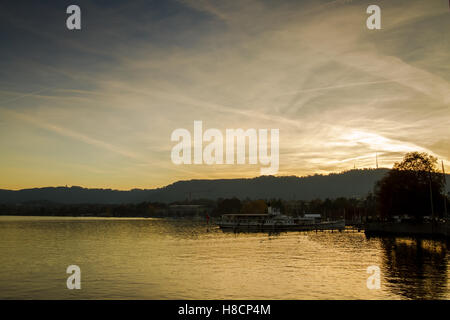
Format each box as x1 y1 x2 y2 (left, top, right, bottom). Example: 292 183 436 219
442 161 448 219
429 170 435 221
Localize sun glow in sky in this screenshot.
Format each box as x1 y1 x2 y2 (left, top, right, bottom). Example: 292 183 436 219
0 0 449 190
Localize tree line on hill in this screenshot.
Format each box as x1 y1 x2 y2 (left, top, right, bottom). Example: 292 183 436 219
0 195 377 221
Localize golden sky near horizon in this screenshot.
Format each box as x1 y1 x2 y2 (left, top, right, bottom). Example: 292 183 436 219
0 0 449 190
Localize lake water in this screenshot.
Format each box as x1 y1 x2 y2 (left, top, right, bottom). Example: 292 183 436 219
0 216 448 299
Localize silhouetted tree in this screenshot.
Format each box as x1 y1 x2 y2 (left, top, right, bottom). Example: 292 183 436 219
267 198 285 213
216 198 242 214
375 152 445 220
241 200 267 214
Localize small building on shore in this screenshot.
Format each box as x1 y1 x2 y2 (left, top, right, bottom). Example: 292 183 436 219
303 213 321 222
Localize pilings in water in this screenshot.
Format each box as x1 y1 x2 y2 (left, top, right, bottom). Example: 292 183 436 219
365 221 450 238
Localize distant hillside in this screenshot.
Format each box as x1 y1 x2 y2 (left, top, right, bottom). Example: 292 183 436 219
153 169 391 202
1 169 449 204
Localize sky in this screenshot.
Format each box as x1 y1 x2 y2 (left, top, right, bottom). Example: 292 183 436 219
0 0 449 190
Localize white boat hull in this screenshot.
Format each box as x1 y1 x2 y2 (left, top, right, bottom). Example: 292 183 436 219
218 219 345 232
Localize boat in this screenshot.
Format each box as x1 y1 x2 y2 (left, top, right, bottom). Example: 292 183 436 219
217 207 345 232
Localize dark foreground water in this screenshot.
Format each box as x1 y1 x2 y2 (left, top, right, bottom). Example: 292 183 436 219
0 216 448 299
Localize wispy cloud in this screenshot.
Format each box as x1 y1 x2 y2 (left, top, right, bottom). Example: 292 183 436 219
0 108 141 160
